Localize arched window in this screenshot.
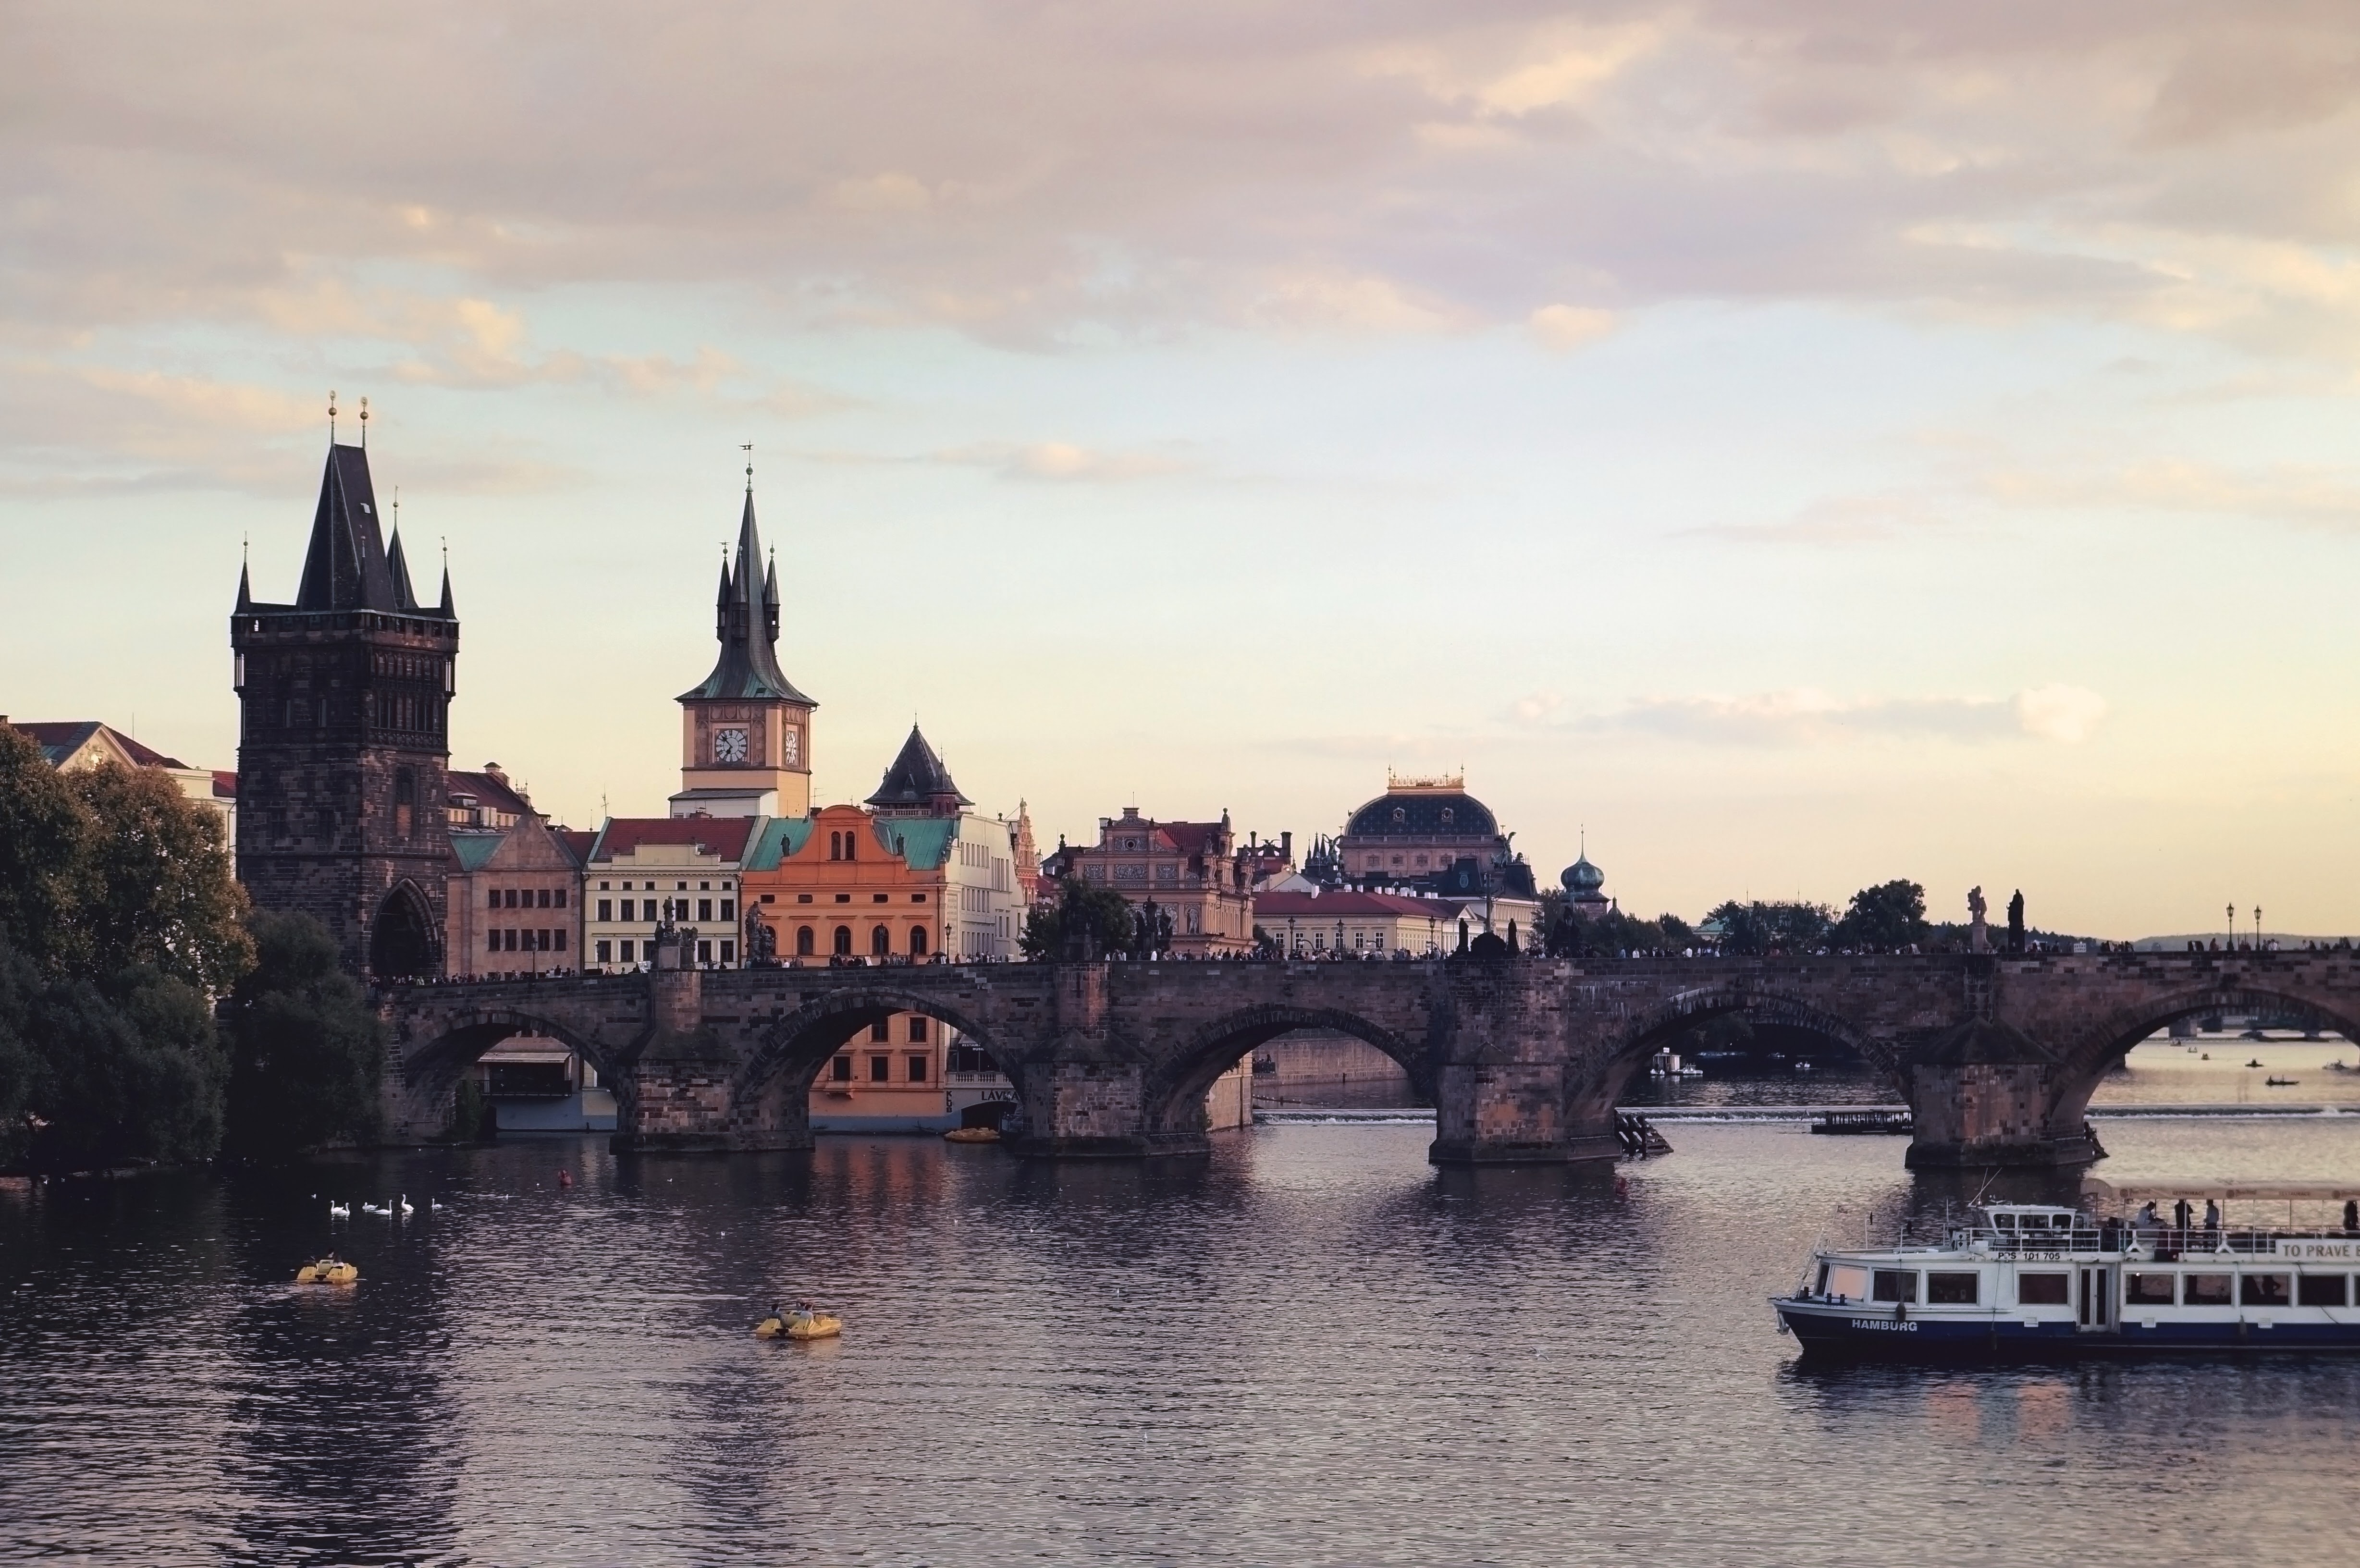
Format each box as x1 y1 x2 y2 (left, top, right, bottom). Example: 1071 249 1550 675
910 927 928 957
1439 808 1454 826
870 924 891 957
796 925 815 956
828 831 842 860
393 768 416 839
833 925 853 956
1391 807 1406 824
844 832 856 860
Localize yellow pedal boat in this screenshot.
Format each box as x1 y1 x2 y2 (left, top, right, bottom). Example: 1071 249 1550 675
943 1126 999 1144
755 1312 844 1341
295 1259 358 1286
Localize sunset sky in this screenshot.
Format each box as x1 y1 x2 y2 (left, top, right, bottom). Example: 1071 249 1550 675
7 2 2360 937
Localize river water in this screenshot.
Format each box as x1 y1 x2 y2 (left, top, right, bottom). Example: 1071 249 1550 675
4 1116 2359 1566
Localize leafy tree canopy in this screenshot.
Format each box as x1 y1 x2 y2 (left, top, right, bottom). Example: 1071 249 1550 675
222 910 385 1158
1830 880 1930 953
1020 876 1137 959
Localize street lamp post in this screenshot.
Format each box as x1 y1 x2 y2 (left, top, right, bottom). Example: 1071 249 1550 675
2228 904 2236 950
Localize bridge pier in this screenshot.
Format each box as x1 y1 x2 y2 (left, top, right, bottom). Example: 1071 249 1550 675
1902 1020 2101 1169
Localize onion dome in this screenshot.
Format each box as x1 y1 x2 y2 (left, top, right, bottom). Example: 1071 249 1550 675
1562 856 1605 895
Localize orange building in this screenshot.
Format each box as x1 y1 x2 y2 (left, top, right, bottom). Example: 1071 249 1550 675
738 726 1028 1131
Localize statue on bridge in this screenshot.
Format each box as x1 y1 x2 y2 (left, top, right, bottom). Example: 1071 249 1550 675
2008 889 2025 956
1968 887 1989 954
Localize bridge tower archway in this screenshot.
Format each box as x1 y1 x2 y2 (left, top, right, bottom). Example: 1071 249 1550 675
731 988 1020 1152
1141 1005 1433 1142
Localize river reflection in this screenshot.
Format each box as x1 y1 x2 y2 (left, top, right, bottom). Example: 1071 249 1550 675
3 1119 2358 1565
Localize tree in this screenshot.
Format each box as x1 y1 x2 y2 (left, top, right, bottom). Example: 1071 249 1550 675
62 761 252 992
1020 876 1138 959
1831 880 1929 953
0 727 87 975
1703 899 1834 956
7 947 225 1172
222 910 385 1157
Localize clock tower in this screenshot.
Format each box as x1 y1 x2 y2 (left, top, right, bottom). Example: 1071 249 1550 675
670 485 815 818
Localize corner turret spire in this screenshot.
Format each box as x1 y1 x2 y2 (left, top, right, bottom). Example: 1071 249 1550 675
867 723 972 818
678 486 812 705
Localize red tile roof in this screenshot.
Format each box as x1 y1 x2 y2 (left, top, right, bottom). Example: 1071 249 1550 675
447 768 535 819
12 720 190 771
212 771 237 799
590 816 758 862
557 829 596 867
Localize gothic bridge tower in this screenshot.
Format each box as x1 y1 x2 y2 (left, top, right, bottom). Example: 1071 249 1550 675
232 430 457 980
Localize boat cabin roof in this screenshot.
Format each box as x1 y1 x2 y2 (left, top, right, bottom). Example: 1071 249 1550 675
1978 1205 2084 1229
2082 1179 2360 1203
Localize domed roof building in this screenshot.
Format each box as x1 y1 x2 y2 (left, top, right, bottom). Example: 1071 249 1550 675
1561 840 1610 917
1332 772 1540 904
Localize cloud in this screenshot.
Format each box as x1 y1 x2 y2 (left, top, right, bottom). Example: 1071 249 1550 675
1687 492 1952 545
933 441 1195 483
1596 686 2106 747
12 2 2358 359
1528 304 1617 352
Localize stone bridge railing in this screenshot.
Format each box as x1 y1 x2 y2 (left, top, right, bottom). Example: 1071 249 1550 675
378 943 2360 1170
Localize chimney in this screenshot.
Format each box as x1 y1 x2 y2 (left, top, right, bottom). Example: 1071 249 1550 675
483 761 508 785
1281 831 1293 860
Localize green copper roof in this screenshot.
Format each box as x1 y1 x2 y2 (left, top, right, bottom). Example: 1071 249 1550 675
451 831 506 871
742 813 960 871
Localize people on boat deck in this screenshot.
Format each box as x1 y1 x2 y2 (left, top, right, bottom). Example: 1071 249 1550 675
793 1298 817 1322
2345 1199 2358 1235
2203 1200 2221 1238
2173 1198 2192 1233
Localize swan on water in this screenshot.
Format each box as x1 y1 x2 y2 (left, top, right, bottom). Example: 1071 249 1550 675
328 1200 350 1218
397 1195 414 1216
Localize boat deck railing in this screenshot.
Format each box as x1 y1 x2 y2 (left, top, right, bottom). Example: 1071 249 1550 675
1907 1226 2360 1259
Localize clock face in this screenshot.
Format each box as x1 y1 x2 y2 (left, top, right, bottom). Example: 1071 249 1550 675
712 726 750 764
780 726 800 766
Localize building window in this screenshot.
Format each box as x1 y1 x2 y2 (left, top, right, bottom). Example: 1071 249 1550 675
1391 807 1405 824
828 831 841 860
870 925 890 956
869 1055 890 1082
1440 808 1454 826
796 926 814 956
619 940 636 962
871 1020 890 1042
833 926 852 956
910 927 928 957
796 894 812 904
595 939 611 963
831 1055 852 1082
394 768 415 838
534 930 549 952
599 881 610 891
835 893 851 904
719 941 734 963
597 899 612 921
907 1055 929 1082
720 899 734 920
696 940 712 964
872 893 888 904
912 893 927 903
844 833 855 860
908 1017 928 1042
532 889 548 908
487 889 500 909
486 931 500 953
698 899 713 922
700 882 711 892
554 931 567 952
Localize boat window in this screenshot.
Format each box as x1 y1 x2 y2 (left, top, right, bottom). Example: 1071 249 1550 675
1872 1270 1918 1303
1814 1263 1830 1295
2017 1273 2069 1305
1927 1272 1979 1305
1994 1214 2016 1230
2297 1274 2349 1308
2126 1273 2176 1306
2240 1274 2292 1308
1825 1265 1870 1301
2186 1274 2233 1306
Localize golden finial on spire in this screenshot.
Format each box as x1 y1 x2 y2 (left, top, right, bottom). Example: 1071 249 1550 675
741 441 753 492
328 389 338 441
358 395 369 447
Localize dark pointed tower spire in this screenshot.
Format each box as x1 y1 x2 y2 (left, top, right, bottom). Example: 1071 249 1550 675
681 488 808 705
867 723 973 819
385 487 419 612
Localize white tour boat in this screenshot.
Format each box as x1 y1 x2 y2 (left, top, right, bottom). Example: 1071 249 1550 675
1773 1184 2360 1358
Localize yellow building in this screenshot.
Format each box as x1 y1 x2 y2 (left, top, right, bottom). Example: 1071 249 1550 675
1252 889 1464 958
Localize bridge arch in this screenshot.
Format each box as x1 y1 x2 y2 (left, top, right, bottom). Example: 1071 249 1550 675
2045 983 2360 1129
1140 1004 1431 1138
390 1002 627 1137
1579 984 1897 1125
730 984 1019 1143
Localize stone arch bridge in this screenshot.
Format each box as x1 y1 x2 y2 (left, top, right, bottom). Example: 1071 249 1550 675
380 949 2360 1169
